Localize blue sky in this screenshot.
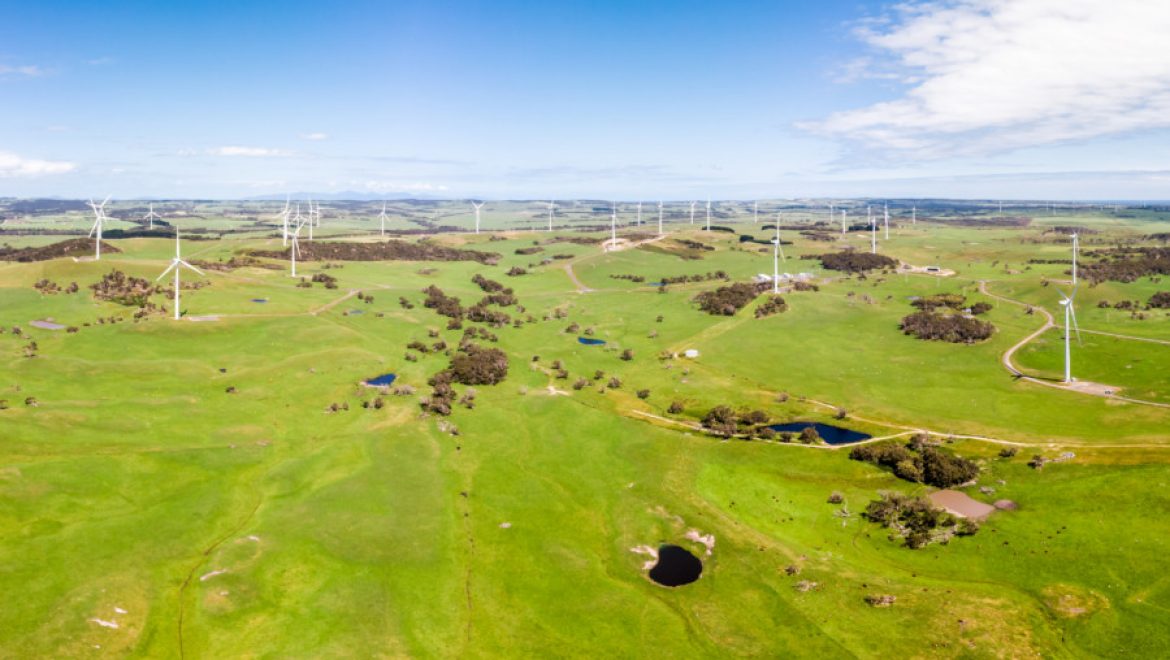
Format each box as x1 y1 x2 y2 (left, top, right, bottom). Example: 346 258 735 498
2 0 1170 199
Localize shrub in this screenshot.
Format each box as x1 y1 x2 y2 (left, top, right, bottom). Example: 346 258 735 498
444 344 509 385
620 348 634 361
900 311 994 343
693 282 769 316
819 251 898 273
754 295 788 318
799 427 820 444
702 405 738 437
668 400 685 414
636 389 650 399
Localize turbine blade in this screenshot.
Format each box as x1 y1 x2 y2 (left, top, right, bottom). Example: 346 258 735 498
180 260 204 275
156 262 178 281
1069 301 1082 344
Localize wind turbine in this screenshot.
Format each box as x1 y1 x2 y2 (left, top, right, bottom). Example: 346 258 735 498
841 209 847 235
689 200 696 225
829 203 834 228
912 205 917 225
754 201 758 224
636 201 642 226
610 201 617 248
869 205 877 254
1071 232 1080 286
771 216 786 294
705 197 711 231
289 204 307 277
87 195 111 260
156 226 204 321
471 201 484 234
547 200 555 231
306 199 316 241
273 196 291 247
657 200 664 235
883 203 890 240
378 202 388 236
1059 285 1081 384
142 203 162 230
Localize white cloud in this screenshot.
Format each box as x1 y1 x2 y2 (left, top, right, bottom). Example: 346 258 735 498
807 1 1170 158
0 151 76 177
208 146 294 157
299 132 329 141
0 64 45 78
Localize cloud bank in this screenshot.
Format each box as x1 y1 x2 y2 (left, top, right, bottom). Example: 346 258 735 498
807 0 1170 158
0 151 76 177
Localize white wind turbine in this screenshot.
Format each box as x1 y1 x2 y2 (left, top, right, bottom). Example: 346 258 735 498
912 205 917 225
689 200 697 225
771 215 786 294
1059 283 1081 384
754 200 758 224
547 200 555 231
87 195 111 260
273 196 291 247
610 201 617 247
289 204 308 277
841 209 847 235
705 197 711 231
636 201 642 226
657 200 664 235
471 201 484 234
869 205 877 254
829 203 834 228
156 226 204 321
378 202 388 236
306 200 316 241
883 202 890 240
1071 231 1080 286
142 203 162 230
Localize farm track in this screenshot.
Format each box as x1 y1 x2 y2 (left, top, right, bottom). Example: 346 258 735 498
978 281 1170 409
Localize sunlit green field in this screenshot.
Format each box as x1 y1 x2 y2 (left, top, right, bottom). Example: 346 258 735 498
2 203 1170 657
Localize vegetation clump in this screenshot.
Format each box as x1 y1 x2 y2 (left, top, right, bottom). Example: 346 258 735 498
819 250 898 273
864 492 975 549
849 439 979 487
754 295 788 318
0 238 121 262
693 282 769 316
251 240 500 265
89 270 166 309
900 311 994 343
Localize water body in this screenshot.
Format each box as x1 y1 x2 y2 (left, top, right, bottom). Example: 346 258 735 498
578 337 606 346
251 298 268 303
363 373 397 387
649 545 703 587
649 282 666 287
766 422 872 445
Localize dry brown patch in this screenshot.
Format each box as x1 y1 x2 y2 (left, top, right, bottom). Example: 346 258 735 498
1042 584 1109 618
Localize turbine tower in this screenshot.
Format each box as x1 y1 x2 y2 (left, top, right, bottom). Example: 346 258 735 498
1071 232 1080 286
289 204 307 277
156 226 204 321
547 200 555 232
636 201 642 226
657 200 664 235
143 203 162 230
883 203 890 240
379 202 388 237
841 209 847 235
87 195 111 260
754 201 758 224
1059 287 1081 384
705 197 711 231
273 196 291 247
869 206 877 254
771 217 786 294
689 200 696 225
610 201 617 247
829 203 834 229
471 201 484 234
912 205 917 225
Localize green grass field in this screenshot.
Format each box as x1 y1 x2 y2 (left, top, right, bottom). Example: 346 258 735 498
3 203 1170 657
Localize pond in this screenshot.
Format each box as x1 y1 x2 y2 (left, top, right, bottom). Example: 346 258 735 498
649 544 703 587
766 422 872 445
578 337 606 346
363 373 397 387
251 298 268 303
649 282 666 287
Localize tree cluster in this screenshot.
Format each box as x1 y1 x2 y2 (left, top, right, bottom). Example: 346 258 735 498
693 281 769 316
900 311 994 343
251 239 501 265
754 295 788 318
864 492 977 549
700 405 770 438
0 238 122 262
849 439 979 487
1078 247 1170 283
819 250 898 273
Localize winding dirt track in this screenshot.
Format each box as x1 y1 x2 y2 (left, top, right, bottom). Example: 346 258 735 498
978 281 1170 409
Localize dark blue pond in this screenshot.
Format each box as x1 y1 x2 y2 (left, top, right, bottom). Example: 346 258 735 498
251 298 268 303
649 544 702 587
578 337 606 346
766 422 871 445
363 373 397 387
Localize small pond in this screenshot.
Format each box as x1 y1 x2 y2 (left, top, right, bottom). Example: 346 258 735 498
251 298 268 303
649 544 703 587
363 373 397 387
766 422 871 445
578 337 606 346
649 282 666 287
